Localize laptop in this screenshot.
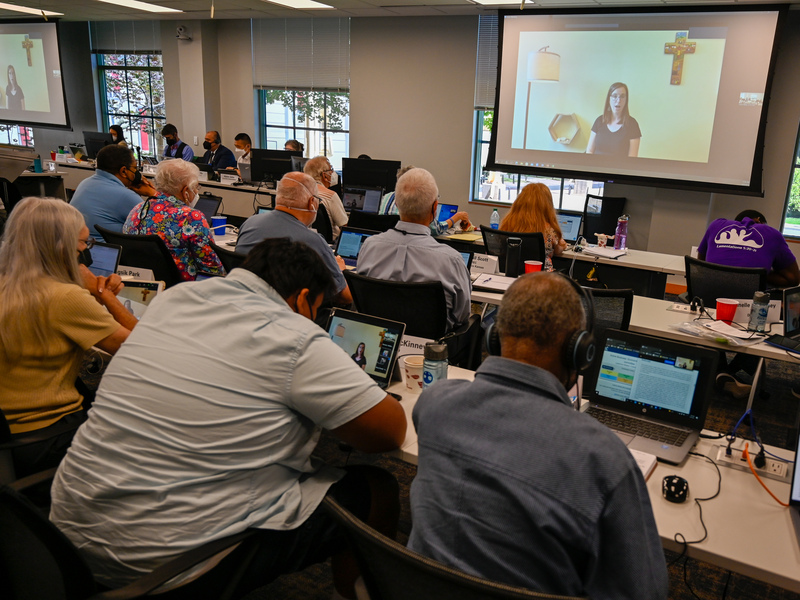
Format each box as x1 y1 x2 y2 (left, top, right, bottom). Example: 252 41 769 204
335 227 377 269
239 161 253 183
581 329 719 464
326 308 405 389
556 210 583 243
118 280 165 320
790 425 800 511
194 195 222 224
436 203 459 224
343 185 384 213
256 206 272 215
764 285 800 351
87 242 122 278
459 251 474 271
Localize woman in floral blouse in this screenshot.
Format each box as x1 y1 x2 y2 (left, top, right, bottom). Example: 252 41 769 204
124 160 224 281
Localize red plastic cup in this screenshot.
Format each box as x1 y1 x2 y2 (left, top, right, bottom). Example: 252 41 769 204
716 298 738 325
50 151 56 160
524 260 543 273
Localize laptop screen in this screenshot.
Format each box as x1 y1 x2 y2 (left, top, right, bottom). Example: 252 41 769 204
194 196 221 223
586 329 718 427
335 228 376 262
436 203 459 223
88 242 121 278
556 210 583 243
326 309 405 388
459 251 473 271
784 286 800 338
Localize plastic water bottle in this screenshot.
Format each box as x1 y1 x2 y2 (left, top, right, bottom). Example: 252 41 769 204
748 291 770 332
490 209 500 230
423 342 448 389
613 215 629 250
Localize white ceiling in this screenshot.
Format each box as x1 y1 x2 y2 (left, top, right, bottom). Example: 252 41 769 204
0 0 795 22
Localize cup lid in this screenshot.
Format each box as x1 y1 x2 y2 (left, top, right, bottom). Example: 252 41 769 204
424 342 448 360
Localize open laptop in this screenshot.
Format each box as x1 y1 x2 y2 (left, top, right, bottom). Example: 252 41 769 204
118 280 165 320
342 185 384 213
765 285 800 351
436 203 459 224
459 251 474 271
194 195 222 224
582 329 719 464
556 210 583 243
335 227 377 269
326 308 405 390
239 161 253 183
87 242 122 278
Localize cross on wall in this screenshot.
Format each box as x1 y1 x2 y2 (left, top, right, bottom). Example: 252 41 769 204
21 35 34 67
664 32 696 85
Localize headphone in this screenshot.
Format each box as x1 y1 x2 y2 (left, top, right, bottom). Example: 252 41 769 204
485 272 596 374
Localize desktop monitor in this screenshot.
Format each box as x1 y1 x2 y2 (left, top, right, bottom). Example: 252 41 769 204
342 185 384 213
83 131 114 160
342 158 401 194
250 149 303 184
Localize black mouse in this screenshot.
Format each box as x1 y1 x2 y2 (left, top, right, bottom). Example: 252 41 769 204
662 475 689 503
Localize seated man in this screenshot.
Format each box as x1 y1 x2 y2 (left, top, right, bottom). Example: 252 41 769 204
162 123 194 162
357 168 471 330
408 273 668 600
237 172 353 305
50 238 406 599
70 144 158 240
202 130 237 170
698 209 800 288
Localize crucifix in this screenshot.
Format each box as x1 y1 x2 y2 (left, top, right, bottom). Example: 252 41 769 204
139 288 152 302
664 32 696 85
22 35 34 67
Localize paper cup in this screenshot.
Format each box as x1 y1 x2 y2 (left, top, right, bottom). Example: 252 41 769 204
524 260 543 273
716 298 738 325
402 355 425 394
211 215 227 237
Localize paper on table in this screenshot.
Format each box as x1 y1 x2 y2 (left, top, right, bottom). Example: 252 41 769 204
582 246 628 259
702 320 768 341
629 448 657 480
472 273 516 292
447 233 482 242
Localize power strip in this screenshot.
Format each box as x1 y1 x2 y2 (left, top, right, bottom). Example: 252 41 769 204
716 445 791 483
667 303 696 314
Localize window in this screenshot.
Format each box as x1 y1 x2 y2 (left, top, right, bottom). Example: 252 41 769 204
260 89 349 169
782 128 800 238
0 124 34 148
96 52 165 157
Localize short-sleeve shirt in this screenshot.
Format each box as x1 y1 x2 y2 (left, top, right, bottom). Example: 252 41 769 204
698 217 796 274
0 279 119 434
70 170 143 241
591 116 641 156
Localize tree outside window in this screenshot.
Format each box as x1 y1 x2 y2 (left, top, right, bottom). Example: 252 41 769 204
782 140 800 238
0 124 34 148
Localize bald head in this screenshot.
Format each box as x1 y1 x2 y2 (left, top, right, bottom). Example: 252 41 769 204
276 172 318 209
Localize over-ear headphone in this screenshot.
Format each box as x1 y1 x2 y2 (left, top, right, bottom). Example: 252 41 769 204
485 273 596 374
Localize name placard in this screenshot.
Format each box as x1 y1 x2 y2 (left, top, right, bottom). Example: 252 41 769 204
471 254 499 274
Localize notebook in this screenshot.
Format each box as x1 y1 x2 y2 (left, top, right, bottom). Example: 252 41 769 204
194 195 222 224
342 185 384 213
335 227 377 269
582 329 719 464
87 242 122 278
765 285 800 351
556 210 583 243
326 308 405 389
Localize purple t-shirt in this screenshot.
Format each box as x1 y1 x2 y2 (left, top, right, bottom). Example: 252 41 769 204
698 217 795 272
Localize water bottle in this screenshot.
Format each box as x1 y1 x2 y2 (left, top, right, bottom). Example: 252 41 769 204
613 214 629 250
748 291 770 332
423 342 448 389
490 208 500 230
505 237 522 277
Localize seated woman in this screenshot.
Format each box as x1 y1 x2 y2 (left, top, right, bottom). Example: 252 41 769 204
304 156 349 240
109 124 128 148
499 182 567 271
124 159 224 281
0 197 138 477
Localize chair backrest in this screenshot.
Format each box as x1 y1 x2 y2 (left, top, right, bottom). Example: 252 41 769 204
323 497 586 600
348 210 400 233
210 241 247 273
585 288 634 342
343 271 448 340
480 228 545 273
0 177 23 215
313 203 334 244
582 194 626 243
684 255 767 308
96 225 183 288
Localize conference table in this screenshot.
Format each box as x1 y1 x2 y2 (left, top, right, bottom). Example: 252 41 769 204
388 367 800 593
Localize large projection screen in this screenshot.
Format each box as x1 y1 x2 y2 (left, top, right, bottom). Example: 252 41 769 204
488 7 786 195
0 20 69 129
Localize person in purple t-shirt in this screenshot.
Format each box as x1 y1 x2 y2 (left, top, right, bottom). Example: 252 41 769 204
698 209 799 288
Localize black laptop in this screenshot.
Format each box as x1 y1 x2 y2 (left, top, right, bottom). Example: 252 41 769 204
87 242 122 277
582 329 719 464
335 227 378 269
194 195 222 224
765 286 800 351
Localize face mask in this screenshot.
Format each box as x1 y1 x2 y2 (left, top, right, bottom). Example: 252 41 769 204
234 148 245 159
127 167 142 188
203 141 212 150
329 170 339 186
189 191 200 208
165 137 175 146
111 134 118 142
78 248 93 267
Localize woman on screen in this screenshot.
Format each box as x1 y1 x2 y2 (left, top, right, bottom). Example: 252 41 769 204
109 125 128 148
586 82 640 158
351 342 367 370
6 65 25 111
499 182 566 271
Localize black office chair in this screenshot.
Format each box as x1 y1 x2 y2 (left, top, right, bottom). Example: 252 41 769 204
95 225 183 288
684 255 767 308
313 203 334 244
0 177 23 215
582 194 626 243
585 288 634 342
343 271 482 370
322 497 587 600
348 210 400 233
480 228 545 274
0 470 257 600
210 241 247 273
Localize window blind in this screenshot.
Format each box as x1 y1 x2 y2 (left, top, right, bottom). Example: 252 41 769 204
474 14 498 110
89 21 161 54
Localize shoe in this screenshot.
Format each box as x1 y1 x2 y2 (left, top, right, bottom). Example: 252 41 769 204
716 372 752 400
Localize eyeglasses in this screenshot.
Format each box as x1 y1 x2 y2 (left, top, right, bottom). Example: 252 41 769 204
78 237 95 249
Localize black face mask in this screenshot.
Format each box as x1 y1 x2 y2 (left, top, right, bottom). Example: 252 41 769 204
78 248 93 267
165 137 175 146
203 141 212 150
124 166 142 188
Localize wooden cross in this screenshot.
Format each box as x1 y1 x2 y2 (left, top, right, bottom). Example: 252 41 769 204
22 35 34 67
140 288 151 302
664 32 695 85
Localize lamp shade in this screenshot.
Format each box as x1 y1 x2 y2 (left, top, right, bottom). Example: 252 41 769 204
528 47 560 82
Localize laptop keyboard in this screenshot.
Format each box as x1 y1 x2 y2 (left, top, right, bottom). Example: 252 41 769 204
586 407 689 446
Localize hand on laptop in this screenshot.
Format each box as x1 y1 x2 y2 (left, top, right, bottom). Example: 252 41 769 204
335 254 347 271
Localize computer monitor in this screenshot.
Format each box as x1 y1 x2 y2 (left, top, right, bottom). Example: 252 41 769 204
342 158 401 194
342 185 384 213
82 131 114 160
250 149 303 184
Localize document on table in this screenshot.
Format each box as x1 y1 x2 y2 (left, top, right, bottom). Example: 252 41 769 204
447 232 482 242
629 448 657 480
582 246 628 259
472 273 516 292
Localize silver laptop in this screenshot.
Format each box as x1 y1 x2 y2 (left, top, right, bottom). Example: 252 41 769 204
765 285 800 351
239 161 253 183
582 329 719 464
335 227 377 269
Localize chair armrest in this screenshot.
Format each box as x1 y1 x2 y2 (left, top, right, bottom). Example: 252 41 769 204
9 467 58 492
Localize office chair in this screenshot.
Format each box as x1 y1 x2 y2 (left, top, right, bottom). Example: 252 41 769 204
0 469 257 600
347 210 400 233
0 177 23 215
95 225 183 288
582 194 626 243
480 228 545 274
322 497 587 600
343 271 482 369
313 203 334 244
585 288 634 342
210 241 246 273
684 256 767 308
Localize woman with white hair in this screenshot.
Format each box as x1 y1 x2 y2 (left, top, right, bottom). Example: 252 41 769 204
124 159 223 281
0 197 137 476
304 156 348 239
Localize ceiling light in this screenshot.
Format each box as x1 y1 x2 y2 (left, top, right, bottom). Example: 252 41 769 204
260 0 334 9
0 2 63 15
95 0 183 13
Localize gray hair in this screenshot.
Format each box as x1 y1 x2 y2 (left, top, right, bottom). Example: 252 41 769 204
276 172 318 209
497 273 585 350
155 159 200 198
303 156 330 183
396 165 415 179
395 168 438 221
